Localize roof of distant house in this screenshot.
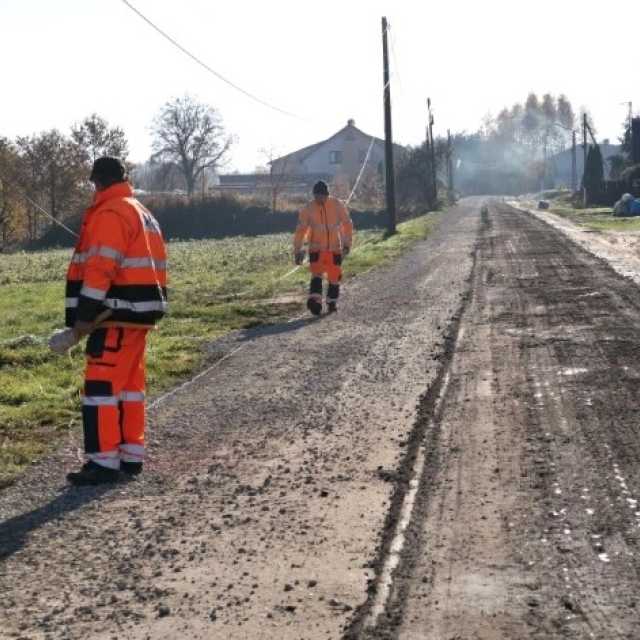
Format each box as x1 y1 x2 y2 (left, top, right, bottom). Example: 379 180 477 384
271 119 386 165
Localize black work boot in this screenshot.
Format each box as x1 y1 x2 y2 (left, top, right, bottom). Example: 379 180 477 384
308 276 323 316
121 461 143 477
307 298 322 316
67 461 120 486
327 283 340 314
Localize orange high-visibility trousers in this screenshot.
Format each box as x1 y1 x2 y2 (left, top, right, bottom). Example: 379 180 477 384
82 327 148 470
308 251 343 306
309 251 343 284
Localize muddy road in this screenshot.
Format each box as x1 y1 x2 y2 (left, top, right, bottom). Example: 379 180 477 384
357 201 640 640
2 199 640 639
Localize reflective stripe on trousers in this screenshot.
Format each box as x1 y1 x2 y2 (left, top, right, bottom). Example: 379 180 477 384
87 450 120 470
119 443 145 463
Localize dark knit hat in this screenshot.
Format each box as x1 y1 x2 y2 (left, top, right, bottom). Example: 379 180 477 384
312 180 329 196
90 156 126 184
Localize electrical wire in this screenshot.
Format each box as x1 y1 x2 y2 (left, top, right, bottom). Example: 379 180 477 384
121 0 302 120
347 136 376 203
22 192 79 238
0 174 79 239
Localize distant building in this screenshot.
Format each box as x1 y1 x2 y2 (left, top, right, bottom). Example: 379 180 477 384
270 119 403 191
216 119 402 198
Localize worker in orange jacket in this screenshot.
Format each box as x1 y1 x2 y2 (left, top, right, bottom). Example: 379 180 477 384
49 157 168 486
293 181 353 315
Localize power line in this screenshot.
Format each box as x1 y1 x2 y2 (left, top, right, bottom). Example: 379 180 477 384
120 0 302 120
347 136 376 204
24 193 79 238
0 174 79 238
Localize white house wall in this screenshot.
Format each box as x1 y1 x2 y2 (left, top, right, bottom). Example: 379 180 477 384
302 131 385 180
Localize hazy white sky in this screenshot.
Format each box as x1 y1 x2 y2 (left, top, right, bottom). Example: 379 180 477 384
1 0 638 172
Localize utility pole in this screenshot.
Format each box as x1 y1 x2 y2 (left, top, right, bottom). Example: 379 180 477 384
427 98 437 207
425 121 431 203
447 129 454 203
571 130 577 193
541 139 547 193
632 117 640 165
582 112 588 207
381 16 396 234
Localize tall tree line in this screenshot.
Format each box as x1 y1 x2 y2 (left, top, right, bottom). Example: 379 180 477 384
454 92 579 195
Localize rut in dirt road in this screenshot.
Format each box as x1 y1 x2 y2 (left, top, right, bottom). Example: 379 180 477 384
357 201 640 640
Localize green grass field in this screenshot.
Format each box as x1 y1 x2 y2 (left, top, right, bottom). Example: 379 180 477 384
546 202 640 233
0 214 439 486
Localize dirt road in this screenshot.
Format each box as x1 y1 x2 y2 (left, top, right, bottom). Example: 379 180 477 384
357 201 640 640
3 199 640 639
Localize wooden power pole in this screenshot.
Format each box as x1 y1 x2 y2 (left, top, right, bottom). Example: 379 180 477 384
381 16 396 234
632 117 640 165
427 98 437 207
447 129 454 203
571 130 577 193
582 113 588 207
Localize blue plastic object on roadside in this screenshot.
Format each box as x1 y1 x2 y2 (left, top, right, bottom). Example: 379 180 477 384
631 199 640 215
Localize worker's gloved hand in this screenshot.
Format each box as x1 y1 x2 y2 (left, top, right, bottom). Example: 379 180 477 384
294 251 305 266
343 246 351 258
48 328 80 355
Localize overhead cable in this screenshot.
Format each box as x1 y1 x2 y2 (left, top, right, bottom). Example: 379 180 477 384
121 0 302 120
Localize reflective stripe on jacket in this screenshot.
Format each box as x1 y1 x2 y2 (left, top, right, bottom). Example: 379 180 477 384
65 182 168 328
293 197 353 254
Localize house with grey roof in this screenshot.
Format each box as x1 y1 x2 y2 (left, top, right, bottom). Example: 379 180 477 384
214 119 402 199
270 119 401 189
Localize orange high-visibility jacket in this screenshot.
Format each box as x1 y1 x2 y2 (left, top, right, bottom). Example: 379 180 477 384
293 197 353 254
65 182 168 328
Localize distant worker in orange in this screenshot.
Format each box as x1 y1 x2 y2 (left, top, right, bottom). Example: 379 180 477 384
293 181 353 315
49 157 168 486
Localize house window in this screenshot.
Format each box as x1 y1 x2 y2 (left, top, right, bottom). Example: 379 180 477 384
329 150 342 165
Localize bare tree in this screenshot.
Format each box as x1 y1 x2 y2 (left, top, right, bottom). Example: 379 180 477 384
259 146 292 212
557 95 576 131
16 130 88 231
71 113 129 164
151 95 233 197
131 158 184 193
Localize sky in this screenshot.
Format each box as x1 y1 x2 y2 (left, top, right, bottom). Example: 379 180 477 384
1 0 638 173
